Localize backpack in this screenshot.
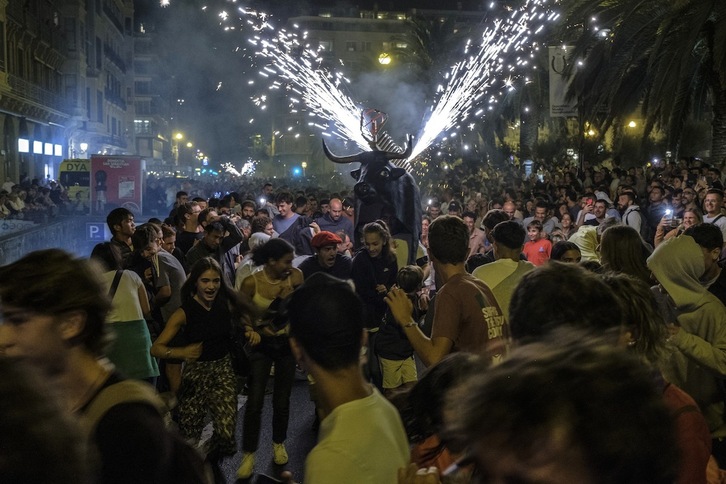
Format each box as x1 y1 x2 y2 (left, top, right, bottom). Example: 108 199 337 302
627 207 652 243
81 380 211 484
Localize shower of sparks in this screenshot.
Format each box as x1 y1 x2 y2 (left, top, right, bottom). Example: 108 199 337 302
222 160 257 176
160 0 170 7
236 9 370 150
215 0 554 163
409 0 555 160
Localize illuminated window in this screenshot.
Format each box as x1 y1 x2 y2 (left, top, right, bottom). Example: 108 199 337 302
18 138 30 153
54 144 63 156
33 141 43 154
44 143 53 155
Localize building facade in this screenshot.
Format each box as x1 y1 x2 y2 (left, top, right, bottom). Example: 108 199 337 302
0 0 176 187
0 0 68 184
133 19 171 172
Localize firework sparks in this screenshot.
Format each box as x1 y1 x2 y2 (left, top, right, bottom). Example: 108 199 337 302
223 160 257 176
240 13 370 150
216 0 553 162
410 0 553 160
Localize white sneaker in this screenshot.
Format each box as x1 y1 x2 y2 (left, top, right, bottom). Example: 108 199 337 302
273 442 288 465
236 452 255 479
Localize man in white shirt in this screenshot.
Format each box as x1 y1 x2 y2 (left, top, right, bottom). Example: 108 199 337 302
703 189 726 242
286 273 409 484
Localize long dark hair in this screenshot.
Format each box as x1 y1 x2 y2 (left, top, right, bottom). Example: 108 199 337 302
251 238 294 266
182 257 251 326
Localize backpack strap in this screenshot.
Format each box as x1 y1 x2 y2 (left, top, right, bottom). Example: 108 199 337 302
108 270 123 300
81 380 165 438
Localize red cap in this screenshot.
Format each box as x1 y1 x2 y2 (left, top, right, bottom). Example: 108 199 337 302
311 231 342 249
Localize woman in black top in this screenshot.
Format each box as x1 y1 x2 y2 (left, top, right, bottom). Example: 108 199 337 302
152 257 259 456
351 220 399 329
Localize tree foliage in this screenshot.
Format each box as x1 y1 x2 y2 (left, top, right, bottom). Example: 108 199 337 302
560 0 726 160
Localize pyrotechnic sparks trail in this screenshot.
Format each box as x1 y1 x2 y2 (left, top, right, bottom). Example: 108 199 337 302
410 0 557 160
222 160 256 176
235 8 371 151
216 0 555 163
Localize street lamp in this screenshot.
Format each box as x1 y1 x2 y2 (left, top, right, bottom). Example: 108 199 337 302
378 53 392 66
174 132 184 140
301 161 308 177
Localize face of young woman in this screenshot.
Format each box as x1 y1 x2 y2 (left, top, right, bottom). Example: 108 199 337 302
561 214 572 228
195 269 221 305
682 212 697 228
421 219 430 237
268 252 294 279
364 232 384 259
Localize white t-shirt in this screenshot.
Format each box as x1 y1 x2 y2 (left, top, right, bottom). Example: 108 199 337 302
103 270 145 322
704 213 726 240
305 388 409 484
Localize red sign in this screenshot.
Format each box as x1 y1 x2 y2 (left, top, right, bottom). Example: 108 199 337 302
90 155 145 215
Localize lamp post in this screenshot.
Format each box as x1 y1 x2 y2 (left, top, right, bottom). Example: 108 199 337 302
301 161 307 177
172 132 185 166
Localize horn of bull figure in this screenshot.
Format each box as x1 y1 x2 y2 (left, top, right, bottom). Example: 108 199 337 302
322 140 362 164
385 135 414 160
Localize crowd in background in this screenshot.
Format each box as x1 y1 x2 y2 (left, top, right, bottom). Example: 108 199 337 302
1 153 726 484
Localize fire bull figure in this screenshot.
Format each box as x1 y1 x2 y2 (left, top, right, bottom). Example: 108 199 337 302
322 135 422 266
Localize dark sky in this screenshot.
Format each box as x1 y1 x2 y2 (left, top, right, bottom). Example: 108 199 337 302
134 0 488 163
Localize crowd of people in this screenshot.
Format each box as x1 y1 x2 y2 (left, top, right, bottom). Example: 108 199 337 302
0 152 725 484
0 176 67 223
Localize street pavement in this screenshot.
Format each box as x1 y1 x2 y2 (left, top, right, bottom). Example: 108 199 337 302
213 379 317 483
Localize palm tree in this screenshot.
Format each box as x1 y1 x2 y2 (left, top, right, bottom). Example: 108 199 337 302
560 0 726 161
390 15 475 90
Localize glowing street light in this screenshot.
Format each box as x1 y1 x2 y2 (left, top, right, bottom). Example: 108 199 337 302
174 132 184 140
378 53 392 66
301 161 308 176
627 121 637 128
186 142 193 148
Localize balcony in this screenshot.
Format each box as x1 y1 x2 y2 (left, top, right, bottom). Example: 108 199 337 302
8 74 64 112
103 43 127 73
104 88 127 110
103 3 124 34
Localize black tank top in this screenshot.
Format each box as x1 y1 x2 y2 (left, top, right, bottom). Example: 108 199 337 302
181 297 231 361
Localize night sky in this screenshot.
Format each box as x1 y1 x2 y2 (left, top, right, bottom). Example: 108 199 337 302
134 0 489 163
